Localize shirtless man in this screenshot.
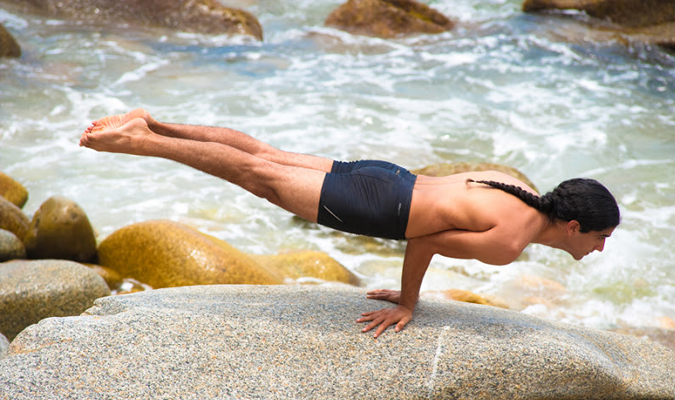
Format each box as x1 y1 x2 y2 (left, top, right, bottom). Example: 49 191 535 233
79 109 620 338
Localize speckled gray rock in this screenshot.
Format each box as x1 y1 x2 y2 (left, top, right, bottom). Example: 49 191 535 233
0 285 673 399
0 229 26 262
0 260 110 340
0 333 8 360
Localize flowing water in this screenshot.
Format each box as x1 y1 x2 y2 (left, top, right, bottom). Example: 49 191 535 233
1 0 674 331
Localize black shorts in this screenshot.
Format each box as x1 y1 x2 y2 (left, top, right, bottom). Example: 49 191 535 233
317 160 417 240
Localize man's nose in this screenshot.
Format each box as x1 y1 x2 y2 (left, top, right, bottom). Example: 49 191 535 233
594 239 606 253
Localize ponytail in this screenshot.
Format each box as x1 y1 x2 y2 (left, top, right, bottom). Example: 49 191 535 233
467 178 620 232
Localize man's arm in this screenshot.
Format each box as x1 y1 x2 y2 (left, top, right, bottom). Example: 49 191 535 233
357 236 434 338
357 225 528 338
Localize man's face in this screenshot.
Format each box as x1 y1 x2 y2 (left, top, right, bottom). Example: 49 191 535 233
565 221 615 260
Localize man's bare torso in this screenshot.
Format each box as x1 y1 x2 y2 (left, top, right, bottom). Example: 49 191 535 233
406 171 543 239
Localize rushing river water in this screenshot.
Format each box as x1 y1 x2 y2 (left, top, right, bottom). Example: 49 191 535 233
1 0 674 332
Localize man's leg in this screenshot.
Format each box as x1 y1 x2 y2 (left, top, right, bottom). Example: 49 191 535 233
80 118 326 222
86 109 334 173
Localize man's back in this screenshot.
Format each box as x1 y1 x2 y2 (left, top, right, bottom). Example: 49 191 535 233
407 171 545 244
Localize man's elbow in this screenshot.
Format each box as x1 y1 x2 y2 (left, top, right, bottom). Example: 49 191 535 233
483 244 523 266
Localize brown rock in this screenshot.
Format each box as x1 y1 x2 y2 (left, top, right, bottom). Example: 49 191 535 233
97 220 282 288
325 0 455 39
0 172 28 208
83 264 124 291
23 196 97 263
16 0 263 40
0 23 21 58
612 327 675 352
522 0 675 28
522 0 675 49
0 259 110 340
0 197 30 241
252 250 360 286
412 162 539 193
430 288 509 309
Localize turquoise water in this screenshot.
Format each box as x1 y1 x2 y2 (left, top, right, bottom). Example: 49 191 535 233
1 1 674 331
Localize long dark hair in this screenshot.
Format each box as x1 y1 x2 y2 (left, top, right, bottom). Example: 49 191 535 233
467 178 620 232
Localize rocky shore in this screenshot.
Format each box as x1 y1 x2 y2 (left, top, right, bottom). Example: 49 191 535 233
2 285 674 399
1 159 674 397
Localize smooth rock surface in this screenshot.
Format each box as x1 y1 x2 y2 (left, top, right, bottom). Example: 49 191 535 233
23 196 97 262
0 260 110 341
0 229 26 262
1 285 673 399
97 220 282 288
0 172 28 208
0 196 30 240
522 0 675 28
0 23 20 58
10 0 263 40
326 0 455 39
412 162 539 193
252 250 361 285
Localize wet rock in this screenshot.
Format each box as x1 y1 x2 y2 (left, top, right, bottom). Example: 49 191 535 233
23 196 97 263
0 333 8 360
15 0 263 40
325 0 455 39
0 196 30 241
0 229 26 262
0 172 28 208
412 162 538 193
252 250 360 286
83 264 124 291
97 220 282 288
0 285 673 399
522 0 675 28
522 0 675 49
0 23 21 58
427 288 510 309
612 327 675 352
0 259 110 341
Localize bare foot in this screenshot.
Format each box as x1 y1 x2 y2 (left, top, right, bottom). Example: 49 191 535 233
79 117 155 155
84 108 155 135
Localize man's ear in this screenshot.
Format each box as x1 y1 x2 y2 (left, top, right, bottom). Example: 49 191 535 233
566 220 581 235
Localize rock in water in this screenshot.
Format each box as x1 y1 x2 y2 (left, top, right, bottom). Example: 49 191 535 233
0 286 672 399
0 24 21 58
325 0 454 38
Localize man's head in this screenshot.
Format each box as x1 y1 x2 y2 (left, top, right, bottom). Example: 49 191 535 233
542 178 620 233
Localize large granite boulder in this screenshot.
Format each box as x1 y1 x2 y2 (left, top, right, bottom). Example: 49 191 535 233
252 250 361 286
13 0 263 40
0 172 28 208
97 220 283 288
0 286 672 399
23 196 97 262
0 196 30 240
0 229 26 262
0 333 8 360
522 0 675 49
0 23 21 58
0 260 110 341
325 0 455 39
412 162 539 193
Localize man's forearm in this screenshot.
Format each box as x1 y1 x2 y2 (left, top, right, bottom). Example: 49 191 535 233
398 237 434 311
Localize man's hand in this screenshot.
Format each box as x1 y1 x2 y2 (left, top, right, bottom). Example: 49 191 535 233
366 289 401 304
356 305 412 338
